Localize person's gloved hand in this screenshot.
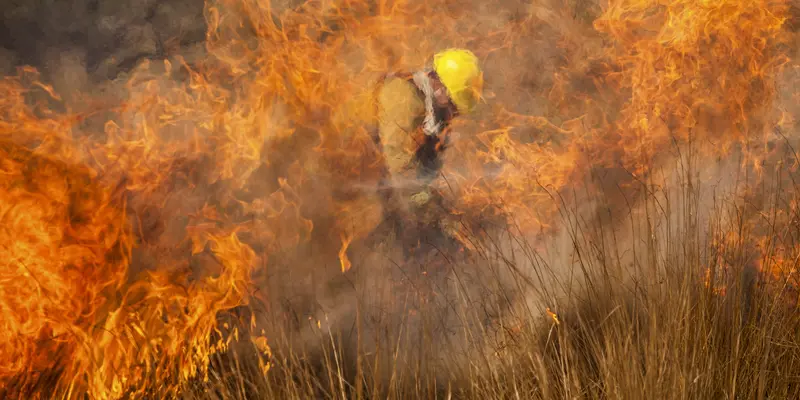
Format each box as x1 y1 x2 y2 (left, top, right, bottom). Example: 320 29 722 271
409 190 432 207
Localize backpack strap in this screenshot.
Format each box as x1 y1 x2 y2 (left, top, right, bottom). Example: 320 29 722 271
411 69 444 137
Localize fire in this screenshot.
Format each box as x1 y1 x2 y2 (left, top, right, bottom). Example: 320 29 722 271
0 0 796 397
0 141 131 390
339 232 354 273
591 0 789 173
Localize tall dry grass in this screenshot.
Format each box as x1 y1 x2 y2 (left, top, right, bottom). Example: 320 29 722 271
175 135 800 400
2 1 798 399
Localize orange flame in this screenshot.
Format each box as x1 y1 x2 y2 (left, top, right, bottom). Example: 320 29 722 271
339 232 354 273
0 0 795 397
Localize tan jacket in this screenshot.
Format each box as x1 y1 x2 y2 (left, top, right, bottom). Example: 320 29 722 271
373 72 451 213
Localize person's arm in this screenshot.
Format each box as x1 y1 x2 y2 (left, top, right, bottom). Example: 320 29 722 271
376 78 424 180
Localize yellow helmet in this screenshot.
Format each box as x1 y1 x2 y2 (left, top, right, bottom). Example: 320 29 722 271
433 48 483 114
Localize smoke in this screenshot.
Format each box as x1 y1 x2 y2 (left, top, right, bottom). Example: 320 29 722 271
2 0 798 396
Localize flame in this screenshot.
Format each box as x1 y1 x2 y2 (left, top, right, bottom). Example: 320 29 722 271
339 232 354 273
0 0 796 397
546 307 560 325
0 141 131 390
591 0 789 173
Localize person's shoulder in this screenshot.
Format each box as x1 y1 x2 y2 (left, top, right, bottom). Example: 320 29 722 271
378 73 419 97
382 70 414 81
381 71 413 84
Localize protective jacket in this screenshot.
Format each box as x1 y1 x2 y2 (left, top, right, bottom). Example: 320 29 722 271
373 70 455 214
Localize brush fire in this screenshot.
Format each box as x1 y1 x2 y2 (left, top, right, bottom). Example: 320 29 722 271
0 0 798 398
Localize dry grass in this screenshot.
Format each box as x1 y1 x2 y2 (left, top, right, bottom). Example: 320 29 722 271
2 1 799 399
171 141 800 400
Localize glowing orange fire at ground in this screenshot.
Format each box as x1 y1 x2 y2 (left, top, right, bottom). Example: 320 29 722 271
0 0 795 398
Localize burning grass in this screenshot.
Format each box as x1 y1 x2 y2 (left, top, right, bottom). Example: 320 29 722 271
1 0 800 398
180 145 800 399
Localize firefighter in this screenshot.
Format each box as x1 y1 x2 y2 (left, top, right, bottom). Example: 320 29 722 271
372 48 483 247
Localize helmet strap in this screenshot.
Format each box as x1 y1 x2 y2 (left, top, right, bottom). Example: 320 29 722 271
427 69 459 116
